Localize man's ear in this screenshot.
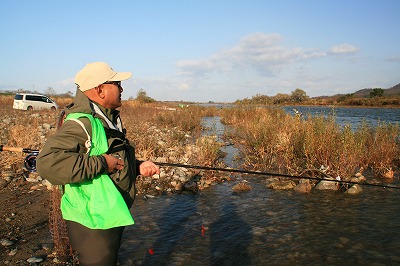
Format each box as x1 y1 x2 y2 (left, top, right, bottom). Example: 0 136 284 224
96 85 106 99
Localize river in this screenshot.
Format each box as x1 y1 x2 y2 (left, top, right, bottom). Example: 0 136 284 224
119 107 400 265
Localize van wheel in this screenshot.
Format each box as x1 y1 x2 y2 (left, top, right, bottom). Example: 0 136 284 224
27 106 33 111
51 106 56 111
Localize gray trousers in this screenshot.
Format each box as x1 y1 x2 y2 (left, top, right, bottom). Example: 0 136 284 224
66 220 125 266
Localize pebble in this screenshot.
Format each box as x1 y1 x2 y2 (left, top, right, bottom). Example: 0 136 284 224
0 239 14 246
8 248 17 256
27 256 44 263
0 178 8 187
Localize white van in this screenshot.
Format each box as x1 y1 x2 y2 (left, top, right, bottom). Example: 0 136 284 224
13 93 58 111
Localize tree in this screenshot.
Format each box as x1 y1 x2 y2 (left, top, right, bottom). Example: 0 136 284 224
273 93 290 104
370 88 384 98
136 89 155 103
291 88 309 103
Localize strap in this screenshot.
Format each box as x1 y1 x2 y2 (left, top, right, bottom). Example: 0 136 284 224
92 103 123 132
104 127 126 139
68 118 91 154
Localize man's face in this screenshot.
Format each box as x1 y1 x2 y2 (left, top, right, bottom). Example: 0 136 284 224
101 81 123 109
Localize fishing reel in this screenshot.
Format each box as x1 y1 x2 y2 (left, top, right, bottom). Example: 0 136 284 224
24 151 39 172
0 145 39 172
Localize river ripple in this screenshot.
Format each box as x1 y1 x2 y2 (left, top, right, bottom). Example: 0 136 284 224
119 111 400 265
120 177 400 265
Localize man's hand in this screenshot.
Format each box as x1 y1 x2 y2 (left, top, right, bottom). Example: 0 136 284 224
102 154 124 173
139 161 160 177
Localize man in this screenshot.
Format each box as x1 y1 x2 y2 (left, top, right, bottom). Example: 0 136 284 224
37 62 160 265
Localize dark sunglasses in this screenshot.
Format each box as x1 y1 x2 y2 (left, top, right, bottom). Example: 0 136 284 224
103 81 122 87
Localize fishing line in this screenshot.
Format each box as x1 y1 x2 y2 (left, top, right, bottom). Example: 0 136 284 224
153 161 400 190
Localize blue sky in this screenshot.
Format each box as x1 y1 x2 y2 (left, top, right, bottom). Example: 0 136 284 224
1 0 399 102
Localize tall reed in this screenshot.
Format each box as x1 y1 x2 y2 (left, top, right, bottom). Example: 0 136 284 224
221 107 399 179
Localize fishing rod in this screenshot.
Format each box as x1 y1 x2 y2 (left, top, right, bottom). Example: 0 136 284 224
0 145 39 172
153 161 400 190
1 145 398 189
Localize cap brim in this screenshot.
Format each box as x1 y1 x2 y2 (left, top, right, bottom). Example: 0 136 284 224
109 72 132 82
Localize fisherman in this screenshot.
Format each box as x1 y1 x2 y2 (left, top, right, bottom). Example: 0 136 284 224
37 62 160 265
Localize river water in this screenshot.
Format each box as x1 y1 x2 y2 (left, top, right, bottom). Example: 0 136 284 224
119 107 400 265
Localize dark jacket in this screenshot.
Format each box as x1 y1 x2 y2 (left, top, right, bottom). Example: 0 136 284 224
37 89 139 207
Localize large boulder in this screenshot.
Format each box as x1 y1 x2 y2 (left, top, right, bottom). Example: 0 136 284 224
294 179 312 193
314 179 339 190
345 184 363 194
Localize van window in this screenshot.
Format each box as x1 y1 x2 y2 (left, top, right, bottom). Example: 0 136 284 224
26 95 50 102
14 94 23 100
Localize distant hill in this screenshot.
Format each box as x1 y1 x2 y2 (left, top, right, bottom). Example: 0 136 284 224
352 83 400 97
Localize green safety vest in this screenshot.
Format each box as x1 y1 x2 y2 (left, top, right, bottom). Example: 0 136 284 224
60 113 134 229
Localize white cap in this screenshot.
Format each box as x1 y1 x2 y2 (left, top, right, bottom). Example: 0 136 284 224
75 62 132 91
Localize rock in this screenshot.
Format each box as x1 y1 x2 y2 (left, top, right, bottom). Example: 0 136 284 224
350 175 366 183
232 182 251 192
0 178 8 188
27 256 45 263
345 184 363 194
42 179 53 190
42 123 52 130
383 168 394 179
8 248 17 256
174 183 182 191
155 157 168 163
0 239 14 246
159 170 167 179
182 181 198 193
41 243 54 250
267 180 296 190
315 180 339 190
30 185 41 191
294 179 312 193
26 177 40 183
157 140 166 146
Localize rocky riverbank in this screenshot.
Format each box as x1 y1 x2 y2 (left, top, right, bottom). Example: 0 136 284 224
0 108 232 264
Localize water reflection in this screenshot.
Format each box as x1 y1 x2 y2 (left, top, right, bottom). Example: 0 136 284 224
141 196 198 265
209 200 252 265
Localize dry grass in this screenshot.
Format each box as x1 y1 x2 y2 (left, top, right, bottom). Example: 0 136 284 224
221 106 399 180
120 101 221 167
2 92 398 180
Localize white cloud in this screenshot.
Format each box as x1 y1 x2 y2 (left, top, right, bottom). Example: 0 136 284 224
128 34 365 102
175 59 215 76
176 33 326 77
329 43 359 55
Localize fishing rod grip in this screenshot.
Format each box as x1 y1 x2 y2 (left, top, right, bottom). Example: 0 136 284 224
0 146 24 153
0 145 39 153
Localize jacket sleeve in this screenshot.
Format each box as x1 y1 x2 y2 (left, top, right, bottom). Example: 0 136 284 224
36 119 106 185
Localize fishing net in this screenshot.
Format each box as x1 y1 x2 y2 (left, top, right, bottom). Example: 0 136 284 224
48 109 76 263
49 186 74 262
